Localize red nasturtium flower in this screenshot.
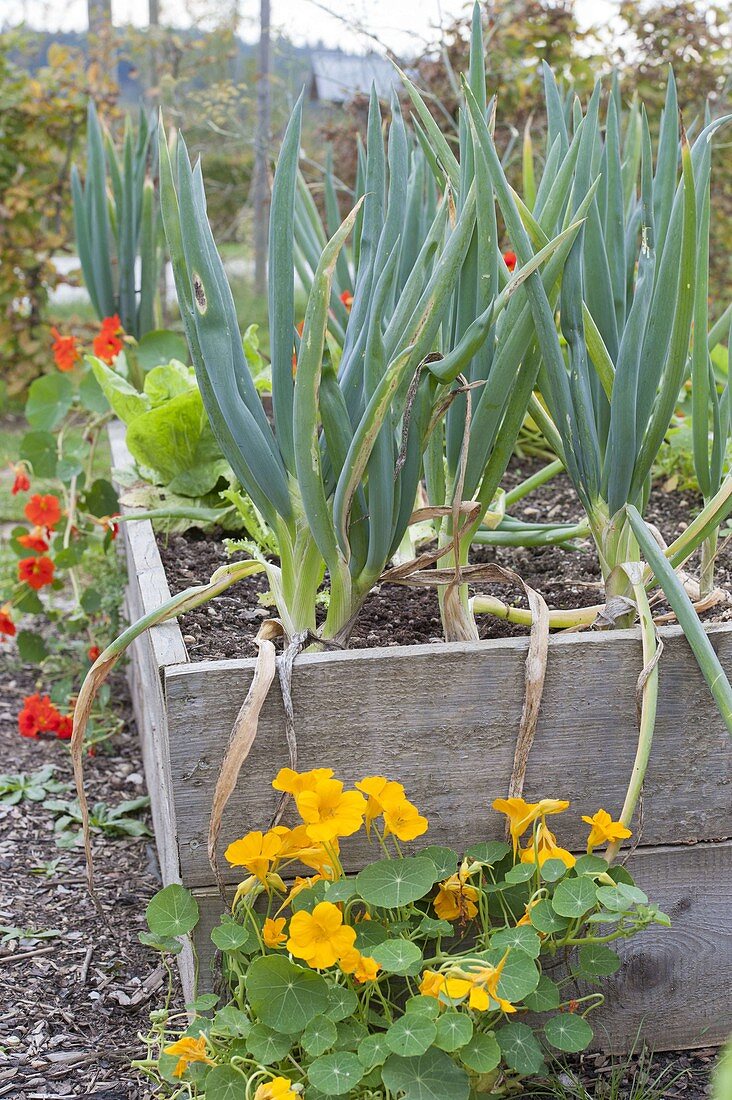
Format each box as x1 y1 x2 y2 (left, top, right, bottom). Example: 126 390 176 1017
18 555 55 590
24 494 62 530
18 694 61 739
55 714 74 740
503 250 517 272
0 605 16 639
88 645 101 662
11 466 30 495
93 314 124 364
18 529 49 554
339 289 353 311
50 327 81 372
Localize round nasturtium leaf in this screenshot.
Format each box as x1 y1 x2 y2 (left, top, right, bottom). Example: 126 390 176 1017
302 1014 338 1057
551 876 598 918
490 925 541 958
334 1018 367 1051
434 1011 473 1053
26 374 74 431
575 943 622 978
382 1049 470 1100
356 856 439 909
530 898 570 935
419 845 459 878
204 1065 248 1100
544 1012 594 1053
523 974 561 1012
541 858 571 883
246 955 329 1035
496 1022 545 1075
483 947 540 1002
307 1051 364 1096
358 1032 390 1069
370 938 423 974
20 430 58 478
211 1005 251 1039
465 840 511 866
145 884 199 938
460 1031 501 1073
405 996 441 1020
386 1013 437 1057
324 984 359 1023
210 918 255 952
246 1022 293 1064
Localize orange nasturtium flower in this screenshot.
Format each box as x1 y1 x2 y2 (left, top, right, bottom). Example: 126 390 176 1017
262 916 288 948
0 605 16 638
287 900 356 969
18 555 55 590
295 777 366 842
163 1034 215 1078
50 327 80 372
419 969 446 1000
434 860 480 922
582 809 632 853
17 693 62 739
224 829 283 881
492 796 569 854
93 314 124 364
520 821 576 869
24 493 62 530
339 288 353 310
502 250 517 272
254 1078 299 1100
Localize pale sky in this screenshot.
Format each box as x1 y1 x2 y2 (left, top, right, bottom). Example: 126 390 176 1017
2 0 615 56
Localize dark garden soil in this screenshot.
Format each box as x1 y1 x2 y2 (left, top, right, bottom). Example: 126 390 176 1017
0 651 172 1099
157 458 732 662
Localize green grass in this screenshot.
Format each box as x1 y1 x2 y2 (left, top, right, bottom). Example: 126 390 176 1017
526 1046 702 1100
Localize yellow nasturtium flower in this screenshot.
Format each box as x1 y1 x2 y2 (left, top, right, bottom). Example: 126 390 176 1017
582 808 632 853
419 969 447 999
263 916 288 948
224 830 283 881
356 776 405 829
164 1034 215 1078
520 822 576 869
295 778 367 842
492 796 570 854
287 901 357 969
383 797 428 842
272 767 334 795
270 825 339 878
254 1077 299 1100
462 953 516 1015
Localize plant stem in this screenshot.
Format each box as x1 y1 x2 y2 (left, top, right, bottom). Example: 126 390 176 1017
504 457 564 508
471 594 600 629
699 528 718 597
605 564 659 864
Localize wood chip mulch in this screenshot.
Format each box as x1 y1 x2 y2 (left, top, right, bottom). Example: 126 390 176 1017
0 651 173 1098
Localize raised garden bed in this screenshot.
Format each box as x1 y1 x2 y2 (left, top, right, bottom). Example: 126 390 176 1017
109 423 732 1054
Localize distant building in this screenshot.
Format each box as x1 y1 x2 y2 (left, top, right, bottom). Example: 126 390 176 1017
309 51 401 104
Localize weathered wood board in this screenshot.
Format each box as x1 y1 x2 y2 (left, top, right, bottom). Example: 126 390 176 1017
164 626 732 889
190 840 732 1053
109 422 732 1053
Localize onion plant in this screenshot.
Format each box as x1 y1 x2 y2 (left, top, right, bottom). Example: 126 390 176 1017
452 63 732 728
72 103 162 340
158 87 577 644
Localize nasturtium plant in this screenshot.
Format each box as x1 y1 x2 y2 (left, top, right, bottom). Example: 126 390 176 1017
136 769 669 1097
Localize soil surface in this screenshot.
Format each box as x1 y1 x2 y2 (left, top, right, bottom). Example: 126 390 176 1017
0 650 172 1098
157 459 732 661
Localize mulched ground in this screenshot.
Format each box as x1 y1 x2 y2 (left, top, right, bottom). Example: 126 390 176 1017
0 650 172 1099
157 459 732 661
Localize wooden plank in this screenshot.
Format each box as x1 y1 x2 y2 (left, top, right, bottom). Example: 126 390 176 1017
188 840 732 1052
164 626 732 888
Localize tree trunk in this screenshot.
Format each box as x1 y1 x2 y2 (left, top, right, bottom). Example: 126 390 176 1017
252 0 271 297
87 0 117 83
